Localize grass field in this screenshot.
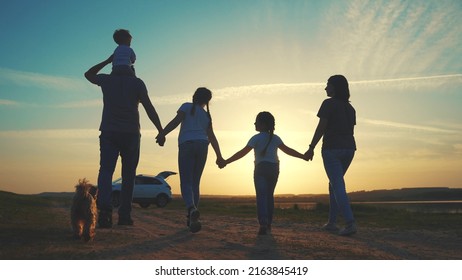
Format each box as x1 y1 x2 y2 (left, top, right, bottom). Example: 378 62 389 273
1 190 461 259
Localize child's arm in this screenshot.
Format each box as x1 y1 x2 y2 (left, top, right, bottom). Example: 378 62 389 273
225 146 253 165
279 143 307 160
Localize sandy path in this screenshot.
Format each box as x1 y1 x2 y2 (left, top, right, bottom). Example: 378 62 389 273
78 206 461 260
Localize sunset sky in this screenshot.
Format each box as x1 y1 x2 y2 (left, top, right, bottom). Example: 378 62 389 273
1 0 461 196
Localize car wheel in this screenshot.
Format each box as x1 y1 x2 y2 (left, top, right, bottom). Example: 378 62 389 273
156 194 169 208
138 202 150 208
111 191 120 208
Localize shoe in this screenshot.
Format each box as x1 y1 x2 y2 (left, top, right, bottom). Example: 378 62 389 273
339 223 357 236
258 226 268 235
321 223 339 232
98 209 113 228
118 217 134 226
188 208 201 233
267 224 272 234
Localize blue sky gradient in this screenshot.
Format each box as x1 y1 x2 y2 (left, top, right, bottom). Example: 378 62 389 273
1 0 461 195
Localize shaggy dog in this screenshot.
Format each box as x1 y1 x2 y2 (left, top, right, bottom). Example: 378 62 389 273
70 179 98 242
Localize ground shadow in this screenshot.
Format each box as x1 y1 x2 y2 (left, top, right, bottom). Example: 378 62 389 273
248 234 285 259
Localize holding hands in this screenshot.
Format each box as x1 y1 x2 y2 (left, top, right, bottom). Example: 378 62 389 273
155 132 166 147
216 157 227 169
304 146 314 161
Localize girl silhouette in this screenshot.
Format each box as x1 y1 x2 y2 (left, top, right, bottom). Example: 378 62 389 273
221 112 307 235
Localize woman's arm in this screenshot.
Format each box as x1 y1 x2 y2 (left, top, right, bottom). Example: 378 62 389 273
305 117 328 160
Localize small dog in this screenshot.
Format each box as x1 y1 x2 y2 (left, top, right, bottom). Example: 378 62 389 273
71 178 98 242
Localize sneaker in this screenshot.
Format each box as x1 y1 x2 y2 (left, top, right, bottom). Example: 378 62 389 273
188 208 201 233
321 223 339 232
339 223 357 236
118 217 134 226
98 209 113 228
258 226 268 235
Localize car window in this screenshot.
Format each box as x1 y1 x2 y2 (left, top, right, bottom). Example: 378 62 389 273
113 178 122 184
135 177 162 185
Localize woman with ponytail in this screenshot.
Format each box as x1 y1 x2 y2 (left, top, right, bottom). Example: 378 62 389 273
156 87 224 233
220 111 307 235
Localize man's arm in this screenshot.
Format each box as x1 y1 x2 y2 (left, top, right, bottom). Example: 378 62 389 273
139 91 165 145
84 55 113 84
141 100 163 133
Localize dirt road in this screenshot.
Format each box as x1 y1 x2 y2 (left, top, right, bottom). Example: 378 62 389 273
57 205 461 260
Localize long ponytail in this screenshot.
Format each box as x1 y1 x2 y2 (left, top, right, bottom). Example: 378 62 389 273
256 112 275 156
190 87 212 126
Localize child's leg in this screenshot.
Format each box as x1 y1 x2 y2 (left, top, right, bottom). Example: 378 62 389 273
254 165 269 226
266 164 279 226
179 142 196 210
191 141 208 208
254 162 279 227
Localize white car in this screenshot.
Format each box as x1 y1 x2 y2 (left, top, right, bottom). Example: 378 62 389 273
111 171 176 208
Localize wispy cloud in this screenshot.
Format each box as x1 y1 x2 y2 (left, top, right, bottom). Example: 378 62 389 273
0 99 19 106
0 67 88 92
0 129 97 139
1 69 457 109
151 74 461 105
359 118 460 134
350 74 462 92
55 99 102 108
322 0 462 78
351 74 462 86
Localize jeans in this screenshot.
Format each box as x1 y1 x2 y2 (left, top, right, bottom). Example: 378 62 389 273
322 149 355 225
97 131 140 219
253 162 279 226
178 140 209 210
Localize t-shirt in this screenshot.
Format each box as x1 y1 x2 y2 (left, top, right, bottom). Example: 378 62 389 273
96 73 148 133
113 45 136 66
317 98 356 150
247 132 283 165
178 103 211 144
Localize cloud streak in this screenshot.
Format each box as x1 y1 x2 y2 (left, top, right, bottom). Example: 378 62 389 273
55 99 102 108
322 0 462 78
151 74 461 105
0 67 88 92
0 99 19 106
359 118 461 134
46 73 461 108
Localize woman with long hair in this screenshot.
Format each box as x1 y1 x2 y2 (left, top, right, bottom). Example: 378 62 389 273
305 75 357 236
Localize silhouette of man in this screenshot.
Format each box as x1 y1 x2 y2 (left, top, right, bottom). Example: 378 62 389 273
85 55 164 227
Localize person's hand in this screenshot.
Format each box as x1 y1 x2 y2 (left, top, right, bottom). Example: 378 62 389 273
156 133 166 147
304 149 314 161
216 157 227 169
